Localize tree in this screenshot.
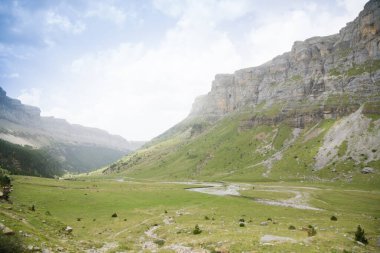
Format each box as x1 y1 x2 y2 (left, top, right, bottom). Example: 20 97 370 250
193 224 202 235
0 168 12 201
355 225 368 245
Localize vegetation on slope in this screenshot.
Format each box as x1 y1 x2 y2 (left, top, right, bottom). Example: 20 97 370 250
0 139 64 177
105 99 380 185
47 143 127 173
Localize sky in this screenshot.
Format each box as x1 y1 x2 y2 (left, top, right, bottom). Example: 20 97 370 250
0 0 368 141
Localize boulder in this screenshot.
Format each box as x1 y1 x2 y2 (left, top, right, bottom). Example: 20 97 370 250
64 226 73 233
361 167 375 174
2 227 15 235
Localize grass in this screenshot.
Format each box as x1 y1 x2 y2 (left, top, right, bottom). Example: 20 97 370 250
1 176 379 252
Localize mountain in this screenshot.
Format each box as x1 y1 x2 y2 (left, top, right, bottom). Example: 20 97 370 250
0 87 145 172
104 0 380 184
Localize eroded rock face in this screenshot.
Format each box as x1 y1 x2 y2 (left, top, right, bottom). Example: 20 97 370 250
189 0 380 119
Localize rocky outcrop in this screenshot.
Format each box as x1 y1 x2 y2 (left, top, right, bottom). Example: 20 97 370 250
190 0 380 119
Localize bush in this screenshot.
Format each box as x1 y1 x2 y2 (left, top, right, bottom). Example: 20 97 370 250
355 225 368 244
153 239 165 246
288 225 296 230
204 216 210 220
330 215 338 221
239 222 245 227
193 224 202 235
307 225 317 236
239 218 245 222
111 213 117 218
0 234 23 253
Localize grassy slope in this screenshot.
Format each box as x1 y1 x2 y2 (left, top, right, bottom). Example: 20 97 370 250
106 101 380 187
1 176 379 252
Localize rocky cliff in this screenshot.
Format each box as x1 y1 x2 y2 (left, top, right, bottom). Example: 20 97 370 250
0 87 144 172
190 0 380 120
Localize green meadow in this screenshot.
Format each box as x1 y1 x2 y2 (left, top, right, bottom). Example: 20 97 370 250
1 176 379 252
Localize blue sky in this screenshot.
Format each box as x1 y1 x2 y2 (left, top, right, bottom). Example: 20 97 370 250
0 0 368 140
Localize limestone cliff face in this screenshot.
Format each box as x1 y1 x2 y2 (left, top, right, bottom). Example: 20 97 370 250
190 0 380 118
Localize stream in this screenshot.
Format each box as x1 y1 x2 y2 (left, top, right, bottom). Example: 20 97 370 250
184 182 322 211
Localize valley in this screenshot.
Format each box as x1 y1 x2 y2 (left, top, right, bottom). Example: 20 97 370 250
1 176 379 252
1 0 380 252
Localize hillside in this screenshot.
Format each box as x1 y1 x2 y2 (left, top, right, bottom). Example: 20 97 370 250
0 87 145 172
104 0 380 184
0 139 63 177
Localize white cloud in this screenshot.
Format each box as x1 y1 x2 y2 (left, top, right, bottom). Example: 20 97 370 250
338 0 368 16
46 11 86 34
85 3 128 25
17 88 41 107
1 73 20 79
245 1 367 67
47 1 247 140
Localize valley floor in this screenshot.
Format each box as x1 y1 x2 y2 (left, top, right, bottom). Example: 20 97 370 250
1 176 380 252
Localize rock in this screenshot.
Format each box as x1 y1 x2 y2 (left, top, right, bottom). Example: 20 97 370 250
0 223 5 231
64 226 73 233
2 227 14 235
33 246 41 252
356 241 366 246
260 221 269 226
260 235 297 244
214 247 229 253
361 167 375 174
377 237 380 247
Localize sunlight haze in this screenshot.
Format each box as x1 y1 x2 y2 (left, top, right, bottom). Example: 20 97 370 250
0 0 367 140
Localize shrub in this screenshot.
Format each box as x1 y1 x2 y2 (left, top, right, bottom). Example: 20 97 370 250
355 225 368 244
193 224 202 235
239 222 245 227
330 215 338 221
239 218 245 222
153 239 165 246
204 216 210 220
111 213 118 218
0 234 23 253
288 225 296 230
307 225 317 236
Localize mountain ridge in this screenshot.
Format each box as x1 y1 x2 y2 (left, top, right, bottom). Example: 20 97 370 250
104 0 380 183
0 87 145 172
189 0 380 119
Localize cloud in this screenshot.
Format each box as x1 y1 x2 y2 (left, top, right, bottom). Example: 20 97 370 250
17 88 41 107
85 2 128 25
1 73 20 79
46 11 86 34
245 0 367 66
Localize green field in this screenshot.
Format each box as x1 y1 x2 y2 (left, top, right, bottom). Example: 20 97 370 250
1 176 379 252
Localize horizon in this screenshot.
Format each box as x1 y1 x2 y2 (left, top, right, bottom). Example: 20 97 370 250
0 0 367 141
